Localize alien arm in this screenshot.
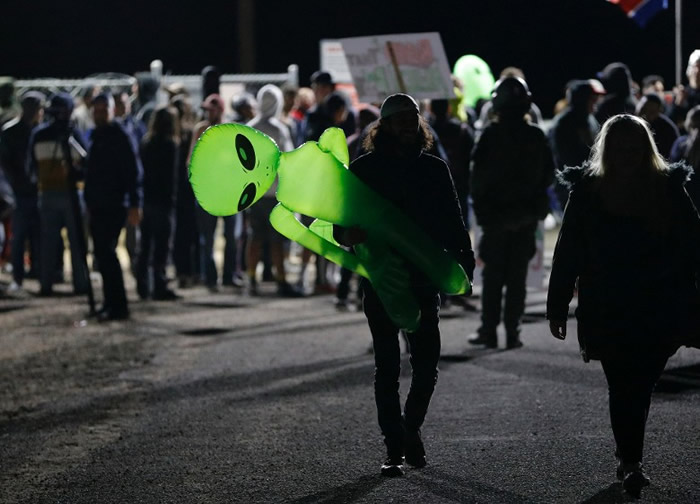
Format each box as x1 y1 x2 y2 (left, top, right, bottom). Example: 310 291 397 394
268 203 370 279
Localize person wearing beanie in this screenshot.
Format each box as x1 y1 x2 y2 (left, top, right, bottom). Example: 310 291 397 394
549 80 605 210
469 77 555 350
26 92 91 297
245 84 301 297
595 62 637 124
334 93 475 477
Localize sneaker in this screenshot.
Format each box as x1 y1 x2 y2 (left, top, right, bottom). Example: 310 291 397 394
247 278 259 297
97 307 130 322
152 289 180 301
380 455 404 477
506 336 524 350
468 333 497 348
137 282 150 300
622 463 650 498
334 298 349 310
404 428 427 468
277 282 304 298
615 449 624 481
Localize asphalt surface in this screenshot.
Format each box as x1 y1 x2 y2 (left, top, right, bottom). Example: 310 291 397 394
1 275 700 503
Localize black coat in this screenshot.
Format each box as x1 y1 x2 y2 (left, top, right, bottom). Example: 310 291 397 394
85 122 143 211
546 163 700 361
337 148 475 291
140 136 179 208
470 119 554 229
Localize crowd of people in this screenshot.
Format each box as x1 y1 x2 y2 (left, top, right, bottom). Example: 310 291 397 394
1 54 699 318
2 52 700 496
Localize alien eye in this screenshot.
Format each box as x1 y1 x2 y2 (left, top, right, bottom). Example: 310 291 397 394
236 134 256 171
238 183 256 212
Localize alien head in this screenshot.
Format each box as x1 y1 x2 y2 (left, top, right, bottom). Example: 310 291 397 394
189 123 281 216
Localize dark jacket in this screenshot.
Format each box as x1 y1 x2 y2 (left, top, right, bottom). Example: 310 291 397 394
549 108 599 174
429 116 474 202
140 136 179 208
546 163 700 361
84 122 143 211
471 119 555 229
670 134 700 207
647 114 680 159
27 120 87 193
669 87 700 128
340 148 474 289
0 118 36 197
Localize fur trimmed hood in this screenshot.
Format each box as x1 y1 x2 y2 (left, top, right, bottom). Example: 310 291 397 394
556 162 693 191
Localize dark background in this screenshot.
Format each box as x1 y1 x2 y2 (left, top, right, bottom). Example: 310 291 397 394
2 0 699 117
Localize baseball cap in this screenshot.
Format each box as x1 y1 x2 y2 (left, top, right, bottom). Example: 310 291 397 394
380 93 419 119
588 79 606 95
310 70 334 86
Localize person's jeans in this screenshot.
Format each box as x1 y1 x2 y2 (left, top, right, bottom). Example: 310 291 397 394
136 204 173 295
196 205 218 287
197 204 239 287
363 280 441 446
38 191 89 294
10 195 40 285
601 350 669 465
174 187 200 279
90 207 127 312
478 225 536 339
222 213 241 283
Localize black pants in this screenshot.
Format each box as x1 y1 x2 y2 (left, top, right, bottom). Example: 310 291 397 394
173 187 200 279
600 350 669 465
478 225 535 340
90 207 127 313
363 281 441 448
137 204 173 295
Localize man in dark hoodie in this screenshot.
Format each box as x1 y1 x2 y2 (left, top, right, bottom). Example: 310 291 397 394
595 62 637 124
85 93 143 321
549 80 605 209
470 77 555 349
334 93 474 477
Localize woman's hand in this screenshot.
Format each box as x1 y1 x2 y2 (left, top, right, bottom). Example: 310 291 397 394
549 320 567 340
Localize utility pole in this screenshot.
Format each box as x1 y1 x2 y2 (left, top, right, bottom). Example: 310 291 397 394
238 0 256 73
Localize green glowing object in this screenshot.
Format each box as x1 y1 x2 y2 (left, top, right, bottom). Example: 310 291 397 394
452 54 496 109
189 124 470 331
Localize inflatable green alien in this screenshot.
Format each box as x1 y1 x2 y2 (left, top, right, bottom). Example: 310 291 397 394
189 124 470 331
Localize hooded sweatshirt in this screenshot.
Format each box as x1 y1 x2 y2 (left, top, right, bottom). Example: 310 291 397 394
247 84 294 197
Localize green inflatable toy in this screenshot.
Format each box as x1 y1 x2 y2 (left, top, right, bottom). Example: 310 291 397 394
189 124 470 331
452 54 496 109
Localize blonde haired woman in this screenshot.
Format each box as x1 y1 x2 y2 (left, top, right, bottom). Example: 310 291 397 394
547 114 700 498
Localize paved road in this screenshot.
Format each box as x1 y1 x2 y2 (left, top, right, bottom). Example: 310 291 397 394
1 281 699 503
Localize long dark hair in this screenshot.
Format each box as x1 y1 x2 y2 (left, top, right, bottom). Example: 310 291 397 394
362 115 434 153
145 105 180 144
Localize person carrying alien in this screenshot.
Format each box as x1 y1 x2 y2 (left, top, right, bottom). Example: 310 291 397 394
188 92 474 478
332 94 474 476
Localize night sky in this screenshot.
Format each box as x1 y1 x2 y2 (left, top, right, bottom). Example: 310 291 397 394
3 0 699 116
